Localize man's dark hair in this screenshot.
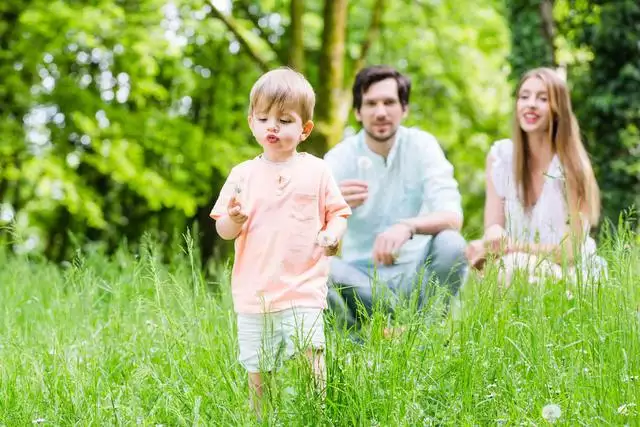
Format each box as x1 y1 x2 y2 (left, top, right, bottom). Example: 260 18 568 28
352 65 411 111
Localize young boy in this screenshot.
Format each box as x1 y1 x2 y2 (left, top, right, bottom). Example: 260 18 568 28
210 67 351 415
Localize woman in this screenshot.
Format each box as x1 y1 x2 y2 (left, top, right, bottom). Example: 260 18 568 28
465 67 605 285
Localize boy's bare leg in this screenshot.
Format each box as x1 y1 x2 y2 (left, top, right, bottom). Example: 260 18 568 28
248 372 265 418
305 348 326 398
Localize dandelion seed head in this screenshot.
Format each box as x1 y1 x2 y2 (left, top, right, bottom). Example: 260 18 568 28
618 403 636 416
542 403 561 423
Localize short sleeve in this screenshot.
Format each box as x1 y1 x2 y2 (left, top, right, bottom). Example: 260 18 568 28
321 165 352 224
488 139 513 199
210 166 243 220
416 132 463 216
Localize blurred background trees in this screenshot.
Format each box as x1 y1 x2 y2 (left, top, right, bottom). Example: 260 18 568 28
0 0 637 266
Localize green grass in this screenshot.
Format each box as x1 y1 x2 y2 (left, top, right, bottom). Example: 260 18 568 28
1 230 639 426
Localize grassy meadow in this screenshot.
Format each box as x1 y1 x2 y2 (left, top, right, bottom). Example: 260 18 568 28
0 228 639 426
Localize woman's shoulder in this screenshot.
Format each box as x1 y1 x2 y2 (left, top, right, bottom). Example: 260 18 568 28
487 139 514 199
489 138 514 161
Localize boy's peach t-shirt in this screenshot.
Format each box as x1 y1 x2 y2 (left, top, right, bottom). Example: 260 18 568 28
210 153 351 314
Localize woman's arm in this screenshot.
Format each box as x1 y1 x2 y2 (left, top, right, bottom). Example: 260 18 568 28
465 153 507 267
484 153 506 231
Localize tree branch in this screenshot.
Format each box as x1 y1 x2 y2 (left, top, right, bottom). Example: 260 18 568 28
233 0 288 65
352 0 385 76
288 0 305 72
539 0 557 65
207 3 277 72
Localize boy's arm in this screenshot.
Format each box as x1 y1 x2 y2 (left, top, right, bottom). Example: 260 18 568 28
210 168 247 240
324 216 347 241
317 166 352 254
215 212 245 240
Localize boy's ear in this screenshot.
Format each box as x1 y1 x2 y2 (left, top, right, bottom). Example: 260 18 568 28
300 120 314 141
247 115 253 127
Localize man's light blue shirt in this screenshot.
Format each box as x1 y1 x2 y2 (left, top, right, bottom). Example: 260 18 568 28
324 126 463 269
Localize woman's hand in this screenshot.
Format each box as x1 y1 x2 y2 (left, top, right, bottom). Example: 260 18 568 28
465 239 487 270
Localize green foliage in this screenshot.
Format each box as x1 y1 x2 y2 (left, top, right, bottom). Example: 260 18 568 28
570 0 640 225
0 0 260 259
0 231 638 424
0 0 512 259
504 0 556 82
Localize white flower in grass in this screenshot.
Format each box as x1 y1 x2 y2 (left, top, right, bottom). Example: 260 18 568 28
357 156 372 171
618 403 636 416
32 419 46 425
566 290 574 300
541 403 561 423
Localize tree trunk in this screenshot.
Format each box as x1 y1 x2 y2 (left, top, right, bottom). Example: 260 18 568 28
539 0 557 66
309 0 349 156
506 0 557 81
288 0 304 73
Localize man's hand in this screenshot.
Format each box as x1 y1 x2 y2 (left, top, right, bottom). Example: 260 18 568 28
317 231 339 256
372 223 413 266
227 196 248 224
339 179 369 209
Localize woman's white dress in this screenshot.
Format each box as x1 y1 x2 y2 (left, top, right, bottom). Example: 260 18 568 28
489 139 606 283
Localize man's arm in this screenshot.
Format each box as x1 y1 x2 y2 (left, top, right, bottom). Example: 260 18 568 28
399 211 462 236
317 166 352 255
406 133 464 235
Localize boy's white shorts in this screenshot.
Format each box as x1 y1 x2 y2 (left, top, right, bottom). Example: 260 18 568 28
236 307 325 373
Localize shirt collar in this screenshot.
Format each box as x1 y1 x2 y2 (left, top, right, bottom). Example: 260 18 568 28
357 126 406 167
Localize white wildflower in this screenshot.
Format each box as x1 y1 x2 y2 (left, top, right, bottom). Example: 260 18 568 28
566 290 574 300
618 403 635 416
541 403 561 423
32 419 46 425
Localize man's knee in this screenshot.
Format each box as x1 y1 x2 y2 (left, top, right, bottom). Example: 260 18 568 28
425 229 468 294
327 257 374 316
430 229 467 266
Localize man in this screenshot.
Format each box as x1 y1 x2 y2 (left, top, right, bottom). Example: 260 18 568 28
324 65 467 328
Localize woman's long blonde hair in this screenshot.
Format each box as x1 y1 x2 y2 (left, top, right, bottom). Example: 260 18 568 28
512 67 600 226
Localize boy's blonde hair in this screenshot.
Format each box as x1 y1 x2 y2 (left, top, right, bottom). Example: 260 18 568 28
248 67 315 123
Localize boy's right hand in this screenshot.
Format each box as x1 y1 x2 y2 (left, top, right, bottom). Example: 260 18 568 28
227 196 248 224
317 231 339 256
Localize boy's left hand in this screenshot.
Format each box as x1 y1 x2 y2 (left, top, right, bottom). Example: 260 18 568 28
317 231 339 256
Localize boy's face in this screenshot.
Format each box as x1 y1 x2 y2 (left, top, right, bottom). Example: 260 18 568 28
248 107 314 160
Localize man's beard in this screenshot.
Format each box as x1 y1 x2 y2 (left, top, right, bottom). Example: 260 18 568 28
364 126 398 143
